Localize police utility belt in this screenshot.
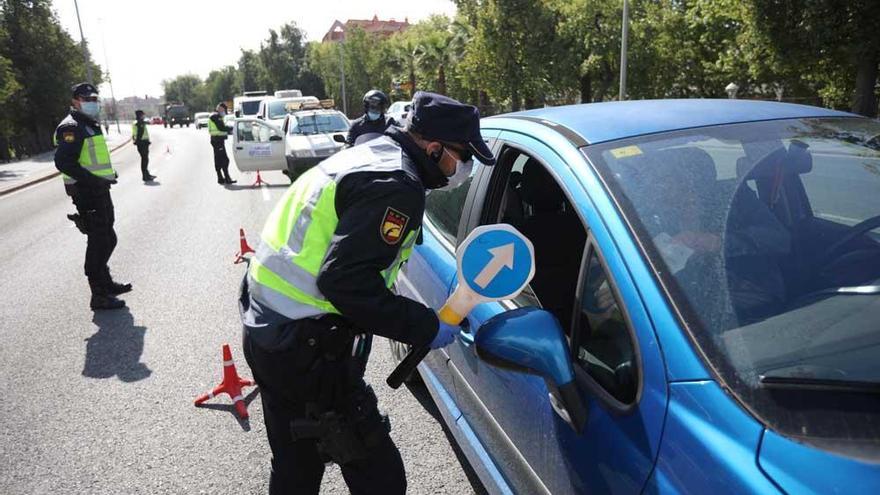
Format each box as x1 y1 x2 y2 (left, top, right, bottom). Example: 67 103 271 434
283 315 390 464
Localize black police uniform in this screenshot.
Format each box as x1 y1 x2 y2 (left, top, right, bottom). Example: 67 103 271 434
209 112 235 184
54 110 121 299
344 114 399 146
241 126 446 495
133 118 152 181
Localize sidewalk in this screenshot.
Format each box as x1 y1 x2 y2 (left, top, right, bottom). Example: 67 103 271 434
0 125 131 196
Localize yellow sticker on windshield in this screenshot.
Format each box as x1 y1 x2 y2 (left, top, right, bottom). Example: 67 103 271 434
610 145 643 159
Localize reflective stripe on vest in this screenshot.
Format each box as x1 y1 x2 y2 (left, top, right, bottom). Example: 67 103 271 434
132 122 150 142
62 134 115 185
208 117 226 137
247 136 421 320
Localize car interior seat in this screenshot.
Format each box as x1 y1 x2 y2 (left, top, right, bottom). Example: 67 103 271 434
517 158 587 331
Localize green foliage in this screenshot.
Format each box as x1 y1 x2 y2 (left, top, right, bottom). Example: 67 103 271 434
0 0 103 152
161 74 207 111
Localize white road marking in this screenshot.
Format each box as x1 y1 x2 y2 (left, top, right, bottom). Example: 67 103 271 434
261 184 271 202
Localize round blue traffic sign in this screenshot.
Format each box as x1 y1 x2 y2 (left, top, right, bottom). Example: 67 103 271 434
459 225 535 300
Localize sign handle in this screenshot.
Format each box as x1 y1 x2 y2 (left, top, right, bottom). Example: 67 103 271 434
386 302 462 389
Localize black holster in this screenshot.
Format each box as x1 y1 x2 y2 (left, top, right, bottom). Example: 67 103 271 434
288 318 388 464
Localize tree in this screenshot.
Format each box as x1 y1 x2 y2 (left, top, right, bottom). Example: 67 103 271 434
204 66 238 105
162 74 208 111
0 0 102 153
748 0 880 116
237 49 264 92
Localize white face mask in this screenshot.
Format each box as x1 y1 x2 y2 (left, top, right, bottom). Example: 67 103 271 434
436 148 474 191
80 101 100 117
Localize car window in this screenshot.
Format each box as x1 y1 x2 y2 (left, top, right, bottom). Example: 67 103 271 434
254 123 280 143
424 164 479 245
236 121 254 142
482 145 587 318
574 246 638 404
290 113 349 135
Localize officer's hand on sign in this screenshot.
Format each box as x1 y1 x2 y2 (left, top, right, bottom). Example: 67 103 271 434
429 320 458 349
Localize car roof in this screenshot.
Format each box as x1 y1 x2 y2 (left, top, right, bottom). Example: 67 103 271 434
497 99 856 145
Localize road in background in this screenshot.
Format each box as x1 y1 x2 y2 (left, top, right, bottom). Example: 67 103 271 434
0 126 482 494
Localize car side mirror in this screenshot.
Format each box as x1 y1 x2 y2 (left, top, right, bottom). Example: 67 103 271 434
269 135 282 142
475 307 588 434
333 134 346 143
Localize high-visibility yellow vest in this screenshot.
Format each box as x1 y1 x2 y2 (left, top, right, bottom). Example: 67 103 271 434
208 115 227 137
54 115 117 186
247 136 420 320
131 121 150 142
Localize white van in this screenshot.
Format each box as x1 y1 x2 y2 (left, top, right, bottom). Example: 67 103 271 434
256 96 321 126
233 91 268 118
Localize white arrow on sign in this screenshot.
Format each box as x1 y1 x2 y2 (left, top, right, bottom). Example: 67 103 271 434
473 243 515 289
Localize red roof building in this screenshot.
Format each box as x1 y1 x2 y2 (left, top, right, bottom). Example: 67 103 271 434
322 15 410 42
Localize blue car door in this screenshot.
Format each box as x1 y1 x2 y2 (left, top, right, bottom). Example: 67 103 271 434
395 131 501 397
446 131 669 494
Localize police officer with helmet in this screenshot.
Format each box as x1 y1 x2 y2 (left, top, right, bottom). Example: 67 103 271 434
344 89 399 146
208 102 236 185
54 83 131 310
241 91 495 494
132 109 155 182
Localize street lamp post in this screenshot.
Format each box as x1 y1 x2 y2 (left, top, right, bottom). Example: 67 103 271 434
338 40 348 116
725 82 740 99
619 0 629 101
73 0 93 84
98 18 121 134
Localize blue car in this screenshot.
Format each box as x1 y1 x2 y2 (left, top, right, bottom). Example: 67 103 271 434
391 99 880 494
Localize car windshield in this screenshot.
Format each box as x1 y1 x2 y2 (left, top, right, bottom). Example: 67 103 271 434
240 100 261 115
290 113 348 135
196 113 210 119
585 117 880 444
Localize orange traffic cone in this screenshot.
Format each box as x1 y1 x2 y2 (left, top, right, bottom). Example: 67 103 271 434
233 228 255 264
251 170 268 187
194 343 255 419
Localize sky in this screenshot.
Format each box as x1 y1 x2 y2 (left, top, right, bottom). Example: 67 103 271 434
52 0 457 99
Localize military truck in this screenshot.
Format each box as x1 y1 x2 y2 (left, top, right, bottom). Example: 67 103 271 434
164 103 191 128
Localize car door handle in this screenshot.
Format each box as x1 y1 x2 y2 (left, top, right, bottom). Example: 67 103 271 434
235 146 243 150
458 318 474 346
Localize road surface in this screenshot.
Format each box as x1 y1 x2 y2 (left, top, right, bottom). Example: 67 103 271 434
0 126 483 494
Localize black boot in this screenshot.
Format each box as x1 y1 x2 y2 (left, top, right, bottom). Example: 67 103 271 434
107 281 133 295
90 293 126 310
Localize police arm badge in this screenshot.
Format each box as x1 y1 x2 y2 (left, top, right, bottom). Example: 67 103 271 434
380 207 409 245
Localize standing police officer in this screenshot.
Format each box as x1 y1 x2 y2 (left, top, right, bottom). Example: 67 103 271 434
344 89 399 146
132 109 155 182
241 92 494 494
55 83 131 310
208 102 236 185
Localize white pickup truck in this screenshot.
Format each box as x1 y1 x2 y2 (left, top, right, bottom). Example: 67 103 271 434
231 108 350 182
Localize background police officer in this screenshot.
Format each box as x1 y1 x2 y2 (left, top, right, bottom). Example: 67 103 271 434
208 102 236 185
240 91 495 494
344 89 398 146
132 109 155 182
54 83 131 310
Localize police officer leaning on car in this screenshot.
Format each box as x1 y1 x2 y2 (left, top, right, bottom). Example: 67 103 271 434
344 89 399 146
208 102 236 185
240 91 495 494
54 83 131 311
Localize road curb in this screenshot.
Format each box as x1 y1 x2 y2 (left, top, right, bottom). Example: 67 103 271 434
0 140 131 197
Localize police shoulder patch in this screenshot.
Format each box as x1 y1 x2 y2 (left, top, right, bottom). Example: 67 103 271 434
380 207 409 245
62 132 75 143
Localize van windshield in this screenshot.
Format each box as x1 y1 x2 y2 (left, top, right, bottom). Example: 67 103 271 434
240 100 261 116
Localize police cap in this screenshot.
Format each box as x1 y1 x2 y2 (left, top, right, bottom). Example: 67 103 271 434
71 82 99 99
407 91 495 166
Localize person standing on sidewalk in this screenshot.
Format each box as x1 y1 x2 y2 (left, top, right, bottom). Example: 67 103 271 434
132 110 155 182
54 83 131 311
208 102 236 185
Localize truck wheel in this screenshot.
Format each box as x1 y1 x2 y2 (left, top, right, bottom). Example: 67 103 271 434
186 123 190 128
163 122 167 128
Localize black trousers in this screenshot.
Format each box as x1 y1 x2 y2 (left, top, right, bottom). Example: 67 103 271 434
243 326 406 495
136 142 150 179
211 139 231 181
71 187 117 294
